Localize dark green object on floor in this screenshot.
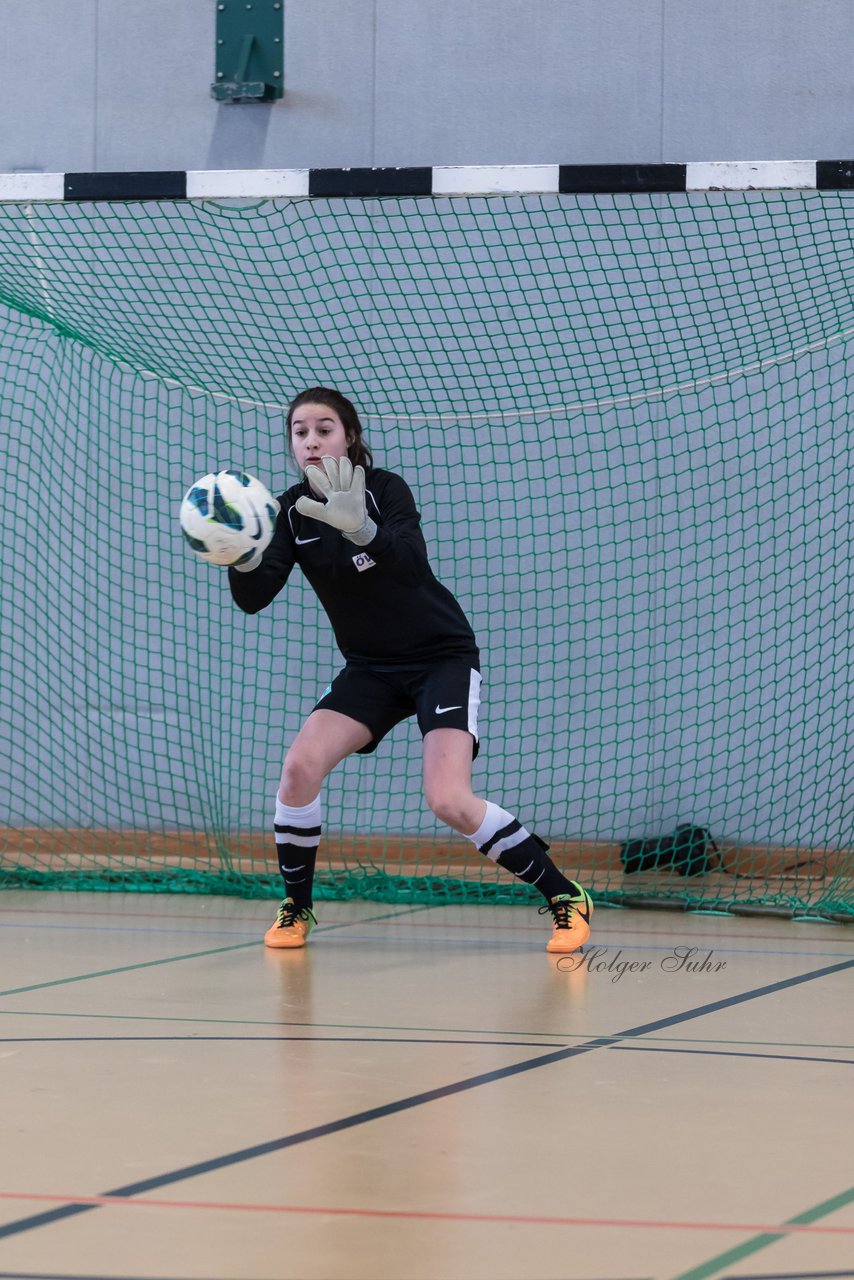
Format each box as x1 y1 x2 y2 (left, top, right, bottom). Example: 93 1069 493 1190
619 825 719 878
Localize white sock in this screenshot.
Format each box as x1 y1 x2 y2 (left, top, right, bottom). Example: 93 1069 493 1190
465 801 531 863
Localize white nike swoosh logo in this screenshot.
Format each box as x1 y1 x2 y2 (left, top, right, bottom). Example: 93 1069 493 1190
295 536 321 545
435 704 463 714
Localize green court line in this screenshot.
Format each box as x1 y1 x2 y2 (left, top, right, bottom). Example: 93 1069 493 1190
0 1008 851 1054
0 904 431 999
0 940 260 997
673 1184 854 1280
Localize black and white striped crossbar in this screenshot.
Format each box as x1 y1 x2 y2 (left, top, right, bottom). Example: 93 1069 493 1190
2 161 854 202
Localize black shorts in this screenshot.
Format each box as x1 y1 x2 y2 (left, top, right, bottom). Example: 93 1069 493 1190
314 657 482 756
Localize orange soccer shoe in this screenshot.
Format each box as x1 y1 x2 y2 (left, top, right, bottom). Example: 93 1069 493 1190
264 898 317 949
541 888 593 954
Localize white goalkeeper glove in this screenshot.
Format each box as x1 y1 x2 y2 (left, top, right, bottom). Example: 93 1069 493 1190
295 456 376 546
231 548 263 573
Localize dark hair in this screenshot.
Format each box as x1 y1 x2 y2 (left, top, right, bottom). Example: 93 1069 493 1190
286 387 374 471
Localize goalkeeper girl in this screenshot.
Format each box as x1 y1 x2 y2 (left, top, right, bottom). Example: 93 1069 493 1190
229 387 592 953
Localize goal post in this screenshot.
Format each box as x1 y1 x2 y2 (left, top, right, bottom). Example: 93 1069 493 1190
1 169 852 921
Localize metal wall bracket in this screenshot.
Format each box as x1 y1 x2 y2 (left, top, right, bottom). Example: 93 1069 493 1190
211 1 284 103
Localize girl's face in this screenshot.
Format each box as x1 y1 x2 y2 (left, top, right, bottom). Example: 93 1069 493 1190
290 403 352 474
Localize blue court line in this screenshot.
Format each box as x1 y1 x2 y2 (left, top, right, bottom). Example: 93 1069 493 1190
3 919 852 959
0 1273 212 1280
318 934 854 959
0 1269 647 1280
2 1007 851 1053
3 926 850 962
0 923 261 938
1 954 851 1242
1 1034 852 1068
607 1044 854 1067
576 944 854 960
0 1034 554 1048
0 923 546 949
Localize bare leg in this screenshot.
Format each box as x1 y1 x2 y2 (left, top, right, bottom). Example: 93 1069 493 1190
422 728 486 834
279 709 373 805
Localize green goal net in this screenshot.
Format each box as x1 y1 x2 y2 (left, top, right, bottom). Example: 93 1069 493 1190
1 189 852 922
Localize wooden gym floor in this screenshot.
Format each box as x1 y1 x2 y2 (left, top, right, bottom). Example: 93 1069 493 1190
0 890 852 1280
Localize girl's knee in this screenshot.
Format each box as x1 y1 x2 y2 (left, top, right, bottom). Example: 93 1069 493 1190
279 750 326 805
426 788 482 835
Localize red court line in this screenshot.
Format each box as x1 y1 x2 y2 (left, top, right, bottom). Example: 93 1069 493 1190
0 905 841 944
0 1191 852 1235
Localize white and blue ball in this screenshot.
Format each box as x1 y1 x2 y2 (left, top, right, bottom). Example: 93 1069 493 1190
179 470 279 567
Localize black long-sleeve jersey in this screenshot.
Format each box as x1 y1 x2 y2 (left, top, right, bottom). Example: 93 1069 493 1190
228 468 478 667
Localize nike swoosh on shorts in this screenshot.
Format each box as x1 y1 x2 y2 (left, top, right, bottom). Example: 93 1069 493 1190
435 704 463 714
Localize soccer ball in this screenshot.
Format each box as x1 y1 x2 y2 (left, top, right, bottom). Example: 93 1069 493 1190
179 470 279 567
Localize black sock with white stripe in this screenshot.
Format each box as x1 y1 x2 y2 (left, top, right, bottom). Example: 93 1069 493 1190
467 802 579 902
274 795 322 910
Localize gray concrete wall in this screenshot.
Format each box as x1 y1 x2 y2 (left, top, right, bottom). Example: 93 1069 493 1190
2 1 854 174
